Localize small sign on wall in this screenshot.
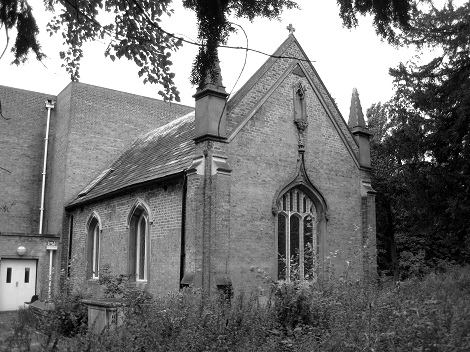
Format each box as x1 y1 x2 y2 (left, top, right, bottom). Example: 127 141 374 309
46 241 58 250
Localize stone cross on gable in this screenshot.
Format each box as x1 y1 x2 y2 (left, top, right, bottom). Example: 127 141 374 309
287 24 295 35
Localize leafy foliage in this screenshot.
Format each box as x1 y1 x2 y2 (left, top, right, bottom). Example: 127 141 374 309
369 1 470 277
0 0 45 62
5 266 470 351
98 263 131 298
182 0 298 87
50 290 89 337
337 0 412 43
390 2 470 243
1 1 415 101
45 0 182 101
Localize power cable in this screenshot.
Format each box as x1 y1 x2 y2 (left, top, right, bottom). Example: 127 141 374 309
59 0 315 64
217 21 249 137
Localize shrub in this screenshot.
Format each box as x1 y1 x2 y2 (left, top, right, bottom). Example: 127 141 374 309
50 290 89 337
98 263 131 298
1 308 37 352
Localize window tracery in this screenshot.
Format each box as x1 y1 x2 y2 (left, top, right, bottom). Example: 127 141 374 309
277 188 316 280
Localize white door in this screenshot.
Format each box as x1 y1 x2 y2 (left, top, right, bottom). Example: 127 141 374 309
0 259 37 311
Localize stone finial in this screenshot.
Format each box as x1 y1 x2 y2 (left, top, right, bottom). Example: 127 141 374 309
348 88 366 129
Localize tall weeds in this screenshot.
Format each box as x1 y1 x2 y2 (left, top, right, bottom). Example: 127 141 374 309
4 266 470 351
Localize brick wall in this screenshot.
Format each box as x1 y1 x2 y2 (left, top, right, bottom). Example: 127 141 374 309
46 82 193 236
44 84 71 237
0 86 55 233
68 178 184 297
183 141 233 292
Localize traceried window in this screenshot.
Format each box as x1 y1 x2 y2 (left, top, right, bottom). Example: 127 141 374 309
87 216 101 279
278 188 316 280
129 206 149 282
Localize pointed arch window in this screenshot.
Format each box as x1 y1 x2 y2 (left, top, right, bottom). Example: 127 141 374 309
277 188 316 280
129 205 149 282
87 215 101 279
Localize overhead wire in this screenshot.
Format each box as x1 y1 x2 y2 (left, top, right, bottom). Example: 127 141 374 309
128 0 315 63
217 21 249 137
60 0 315 64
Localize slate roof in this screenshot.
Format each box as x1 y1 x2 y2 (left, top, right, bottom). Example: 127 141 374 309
68 111 195 207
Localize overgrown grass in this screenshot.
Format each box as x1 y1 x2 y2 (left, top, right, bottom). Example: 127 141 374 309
4 266 470 351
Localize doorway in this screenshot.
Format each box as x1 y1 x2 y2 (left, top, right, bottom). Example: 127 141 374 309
0 259 37 311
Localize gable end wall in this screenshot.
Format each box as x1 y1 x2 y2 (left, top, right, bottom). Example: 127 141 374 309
226 54 364 291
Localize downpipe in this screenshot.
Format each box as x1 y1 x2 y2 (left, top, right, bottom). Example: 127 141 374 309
39 99 55 234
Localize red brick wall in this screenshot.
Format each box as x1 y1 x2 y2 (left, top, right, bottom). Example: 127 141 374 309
68 179 184 296
0 86 55 233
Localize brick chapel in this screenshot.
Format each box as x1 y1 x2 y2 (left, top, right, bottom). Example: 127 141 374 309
0 33 376 308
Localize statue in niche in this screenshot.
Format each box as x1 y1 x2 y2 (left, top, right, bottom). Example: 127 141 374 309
294 82 308 123
293 82 308 152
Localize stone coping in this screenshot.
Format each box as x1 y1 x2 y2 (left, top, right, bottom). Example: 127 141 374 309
81 298 125 308
0 232 60 238
30 300 55 311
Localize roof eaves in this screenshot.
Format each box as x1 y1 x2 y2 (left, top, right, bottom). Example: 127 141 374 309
77 168 114 197
66 171 186 210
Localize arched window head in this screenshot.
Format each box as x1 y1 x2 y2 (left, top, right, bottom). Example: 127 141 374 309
277 188 316 280
129 205 149 282
86 213 101 279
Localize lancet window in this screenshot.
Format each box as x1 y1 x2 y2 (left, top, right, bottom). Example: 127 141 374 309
86 214 101 279
129 204 149 282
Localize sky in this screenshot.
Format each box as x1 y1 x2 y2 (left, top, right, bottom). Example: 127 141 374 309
0 1 441 120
